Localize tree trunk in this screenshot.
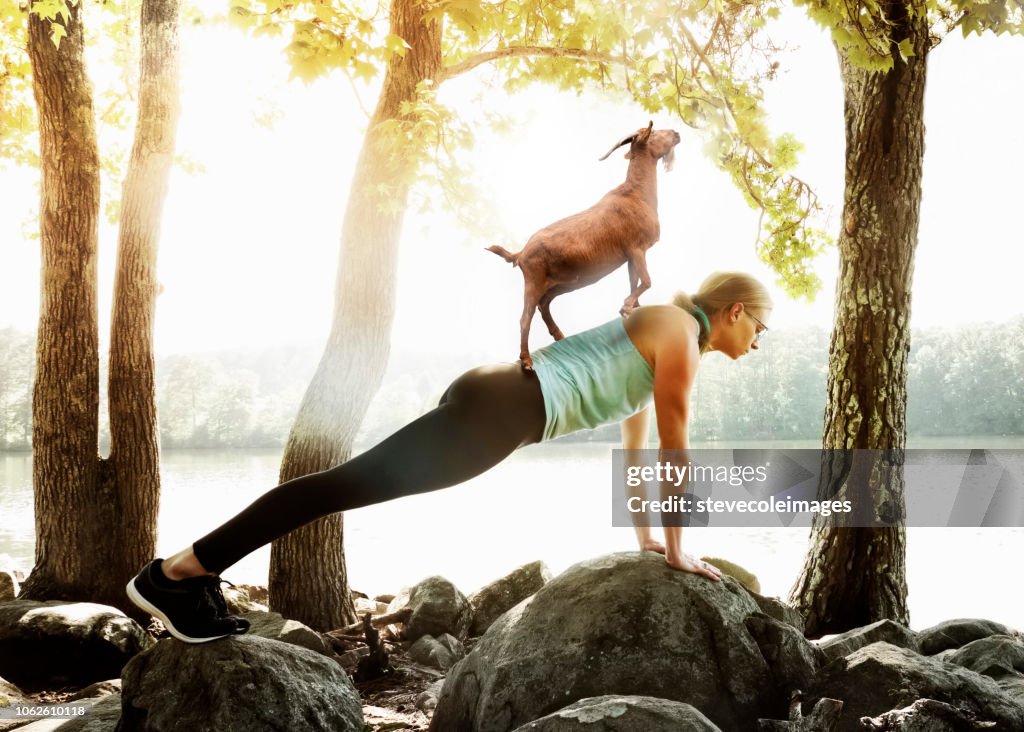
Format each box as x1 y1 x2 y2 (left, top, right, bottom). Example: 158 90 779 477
268 0 443 630
21 1 103 602
22 0 180 613
789 1 928 637
106 0 180 602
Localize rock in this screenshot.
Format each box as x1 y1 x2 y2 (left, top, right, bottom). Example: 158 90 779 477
241 610 330 655
68 679 122 701
118 635 363 731
0 555 25 580
0 571 17 602
430 552 787 732
917 618 1011 656
944 634 1024 681
859 698 995 731
1 674 28 731
0 601 152 692
335 647 370 672
758 693 844 731
702 556 760 594
745 613 826 696
0 674 24 704
55 695 122 732
749 593 805 634
416 679 446 715
221 585 267 615
4 696 119 732
808 641 1024 731
996 676 1024 708
409 633 466 671
468 561 552 637
818 620 919 662
375 593 396 604
509 695 723 731
388 576 472 642
353 597 381 615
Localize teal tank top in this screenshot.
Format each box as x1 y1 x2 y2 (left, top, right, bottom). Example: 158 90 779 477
530 318 655 441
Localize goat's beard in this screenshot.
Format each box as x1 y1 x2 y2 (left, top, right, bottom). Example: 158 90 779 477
662 147 676 172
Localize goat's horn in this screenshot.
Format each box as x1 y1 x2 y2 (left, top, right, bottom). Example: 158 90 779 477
598 134 636 161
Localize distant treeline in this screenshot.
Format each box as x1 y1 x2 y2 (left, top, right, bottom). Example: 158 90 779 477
0 318 1021 451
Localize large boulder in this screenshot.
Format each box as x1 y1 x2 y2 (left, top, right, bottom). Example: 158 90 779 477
242 611 330 655
13 696 123 732
917 618 1011 656
0 601 152 692
748 593 804 634
430 552 808 732
0 571 17 602
409 633 466 671
509 695 722 731
807 641 1024 731
860 698 997 731
944 634 1024 708
469 561 552 637
117 635 363 731
818 619 919 662
744 614 825 697
943 634 1024 681
389 576 472 642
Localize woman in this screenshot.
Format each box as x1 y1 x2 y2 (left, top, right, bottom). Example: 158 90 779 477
128 271 771 643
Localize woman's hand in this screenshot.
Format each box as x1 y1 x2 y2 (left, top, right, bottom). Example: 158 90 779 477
665 551 722 581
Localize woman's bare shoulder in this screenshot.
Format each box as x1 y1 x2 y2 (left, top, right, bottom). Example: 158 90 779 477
628 305 696 335
625 305 698 360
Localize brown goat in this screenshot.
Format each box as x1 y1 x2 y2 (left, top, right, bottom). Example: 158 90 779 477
487 121 681 369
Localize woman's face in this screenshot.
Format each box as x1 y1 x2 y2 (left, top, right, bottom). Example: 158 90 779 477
713 303 769 360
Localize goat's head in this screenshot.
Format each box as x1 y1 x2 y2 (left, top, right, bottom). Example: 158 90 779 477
598 121 681 171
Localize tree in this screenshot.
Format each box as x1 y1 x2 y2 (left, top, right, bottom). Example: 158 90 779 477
227 0 830 629
788 0 1023 636
19 0 180 611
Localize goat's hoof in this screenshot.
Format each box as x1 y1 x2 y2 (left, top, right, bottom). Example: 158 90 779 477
520 358 535 371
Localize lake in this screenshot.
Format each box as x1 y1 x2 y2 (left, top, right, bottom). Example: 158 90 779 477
2 438 1022 632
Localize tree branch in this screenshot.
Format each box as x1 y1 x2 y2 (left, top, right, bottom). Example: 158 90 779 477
438 45 624 82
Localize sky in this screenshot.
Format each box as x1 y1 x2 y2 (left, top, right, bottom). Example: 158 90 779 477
1 11 1023 359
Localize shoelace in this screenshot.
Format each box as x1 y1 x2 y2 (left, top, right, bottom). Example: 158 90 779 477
198 576 236 618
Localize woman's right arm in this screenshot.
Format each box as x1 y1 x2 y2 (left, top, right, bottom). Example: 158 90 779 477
649 310 720 580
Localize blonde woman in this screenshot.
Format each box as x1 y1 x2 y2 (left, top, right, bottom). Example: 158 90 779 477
128 271 772 643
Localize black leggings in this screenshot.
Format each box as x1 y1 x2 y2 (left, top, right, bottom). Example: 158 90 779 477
191 363 547 574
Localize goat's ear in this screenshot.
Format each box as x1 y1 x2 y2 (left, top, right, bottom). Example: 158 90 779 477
598 133 637 161
636 121 654 145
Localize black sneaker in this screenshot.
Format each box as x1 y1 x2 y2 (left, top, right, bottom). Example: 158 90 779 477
126 559 251 644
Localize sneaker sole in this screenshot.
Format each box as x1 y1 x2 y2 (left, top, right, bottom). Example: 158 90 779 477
126 577 232 644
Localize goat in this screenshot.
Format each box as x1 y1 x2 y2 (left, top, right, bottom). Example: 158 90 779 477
487 121 681 370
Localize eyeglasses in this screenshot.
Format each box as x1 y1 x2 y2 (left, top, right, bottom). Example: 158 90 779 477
745 310 768 344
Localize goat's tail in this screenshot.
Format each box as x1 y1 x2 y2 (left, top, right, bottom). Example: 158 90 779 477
485 245 520 267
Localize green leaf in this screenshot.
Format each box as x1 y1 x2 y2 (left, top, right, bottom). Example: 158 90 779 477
49 21 66 48
897 37 915 62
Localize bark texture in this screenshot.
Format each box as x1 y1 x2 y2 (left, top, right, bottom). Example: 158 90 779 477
269 0 443 630
22 0 180 612
21 1 103 603
106 0 181 596
789 1 929 637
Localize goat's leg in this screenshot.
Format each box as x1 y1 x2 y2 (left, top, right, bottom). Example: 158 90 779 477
623 260 640 317
538 287 568 341
519 285 542 370
620 251 652 316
